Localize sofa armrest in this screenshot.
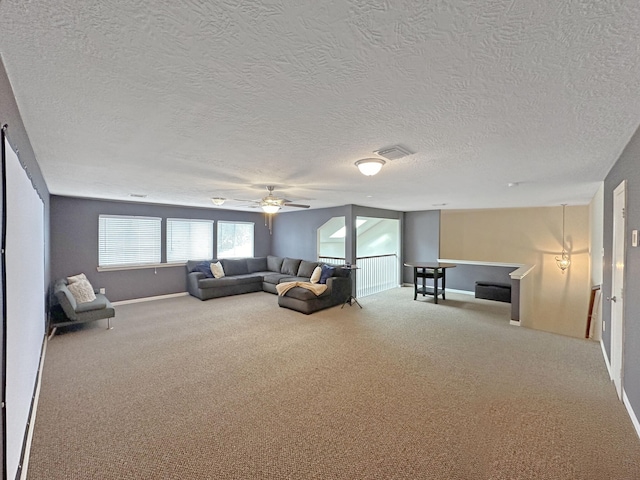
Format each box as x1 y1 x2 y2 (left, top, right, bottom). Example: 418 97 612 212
187 272 205 297
326 276 351 301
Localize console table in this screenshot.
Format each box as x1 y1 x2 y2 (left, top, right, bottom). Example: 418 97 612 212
404 262 457 304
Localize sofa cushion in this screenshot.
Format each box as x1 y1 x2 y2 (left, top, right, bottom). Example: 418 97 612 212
198 277 240 288
297 260 318 278
194 262 214 278
211 261 225 278
75 295 108 313
262 273 294 285
267 255 284 272
281 258 302 276
221 258 248 276
247 257 268 273
319 264 336 284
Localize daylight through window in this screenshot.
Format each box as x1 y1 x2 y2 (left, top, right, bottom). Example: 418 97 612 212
217 221 254 258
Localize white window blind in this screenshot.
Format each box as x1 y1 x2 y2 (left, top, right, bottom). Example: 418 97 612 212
99 215 161 267
217 221 254 258
167 218 214 262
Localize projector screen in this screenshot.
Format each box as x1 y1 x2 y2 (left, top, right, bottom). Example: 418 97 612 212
3 131 45 480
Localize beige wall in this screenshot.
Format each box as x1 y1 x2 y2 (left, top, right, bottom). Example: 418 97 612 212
440 206 591 338
588 184 604 341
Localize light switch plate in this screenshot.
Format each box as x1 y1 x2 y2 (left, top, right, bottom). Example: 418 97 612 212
633 229 638 247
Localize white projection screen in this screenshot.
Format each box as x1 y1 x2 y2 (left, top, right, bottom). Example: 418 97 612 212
3 133 45 480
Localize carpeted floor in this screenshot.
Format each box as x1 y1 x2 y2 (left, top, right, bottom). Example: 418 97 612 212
27 288 640 479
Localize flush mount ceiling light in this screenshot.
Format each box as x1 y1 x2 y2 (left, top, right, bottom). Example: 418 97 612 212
355 158 386 176
555 204 571 274
211 197 226 206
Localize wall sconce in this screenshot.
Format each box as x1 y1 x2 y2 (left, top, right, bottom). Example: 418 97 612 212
355 158 385 176
555 204 571 273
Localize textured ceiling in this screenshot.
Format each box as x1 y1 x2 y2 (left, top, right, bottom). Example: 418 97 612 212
1 0 640 212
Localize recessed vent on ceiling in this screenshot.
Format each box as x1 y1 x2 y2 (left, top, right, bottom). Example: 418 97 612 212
374 145 414 161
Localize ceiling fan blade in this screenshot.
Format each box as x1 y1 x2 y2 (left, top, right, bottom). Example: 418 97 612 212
233 198 259 203
284 203 310 209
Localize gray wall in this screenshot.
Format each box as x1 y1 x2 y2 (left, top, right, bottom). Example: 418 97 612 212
272 205 403 263
1 56 51 479
445 264 517 292
602 123 640 420
402 210 440 283
50 196 272 302
271 206 348 261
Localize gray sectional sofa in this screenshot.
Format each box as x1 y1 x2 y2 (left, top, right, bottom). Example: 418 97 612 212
186 256 352 314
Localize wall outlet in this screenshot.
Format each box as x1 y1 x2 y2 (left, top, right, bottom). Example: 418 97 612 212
99 288 106 294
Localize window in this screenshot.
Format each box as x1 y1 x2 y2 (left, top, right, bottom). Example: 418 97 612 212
98 215 161 267
217 221 254 258
166 218 214 262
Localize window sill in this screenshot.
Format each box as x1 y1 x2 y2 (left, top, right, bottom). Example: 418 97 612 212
97 262 186 272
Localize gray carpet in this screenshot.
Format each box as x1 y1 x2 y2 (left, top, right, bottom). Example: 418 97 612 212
27 288 640 479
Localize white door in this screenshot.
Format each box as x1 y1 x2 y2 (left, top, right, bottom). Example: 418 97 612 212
610 180 626 400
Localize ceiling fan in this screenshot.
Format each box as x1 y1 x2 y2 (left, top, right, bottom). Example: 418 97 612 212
236 186 310 214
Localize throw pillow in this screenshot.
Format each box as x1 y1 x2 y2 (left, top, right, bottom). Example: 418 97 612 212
67 273 87 284
67 279 97 304
194 262 214 278
319 265 335 284
211 261 225 279
310 266 322 284
281 258 302 276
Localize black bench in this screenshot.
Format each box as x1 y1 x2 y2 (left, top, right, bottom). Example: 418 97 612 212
475 281 511 303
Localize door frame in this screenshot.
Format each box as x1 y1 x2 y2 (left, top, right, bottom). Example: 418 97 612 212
610 180 626 400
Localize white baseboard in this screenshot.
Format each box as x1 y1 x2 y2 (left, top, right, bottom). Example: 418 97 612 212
600 339 612 378
445 288 474 296
112 292 189 306
509 320 520 326
623 391 640 441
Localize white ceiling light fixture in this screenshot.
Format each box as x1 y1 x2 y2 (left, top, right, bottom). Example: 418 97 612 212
262 204 281 214
355 158 386 176
211 197 226 206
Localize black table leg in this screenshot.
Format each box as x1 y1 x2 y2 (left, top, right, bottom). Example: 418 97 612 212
433 268 439 304
442 268 446 300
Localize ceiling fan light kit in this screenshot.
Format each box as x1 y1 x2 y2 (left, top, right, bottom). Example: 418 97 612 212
355 158 386 176
262 204 281 214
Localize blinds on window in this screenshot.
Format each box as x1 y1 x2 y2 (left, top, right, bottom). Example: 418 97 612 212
166 218 214 262
98 215 161 267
